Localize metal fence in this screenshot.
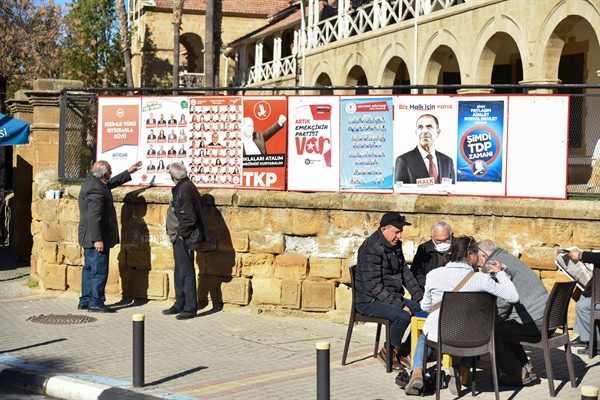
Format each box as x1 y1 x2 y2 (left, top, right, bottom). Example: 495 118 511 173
58 84 600 196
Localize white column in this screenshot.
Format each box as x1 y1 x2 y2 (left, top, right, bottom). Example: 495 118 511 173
255 40 263 82
274 34 282 78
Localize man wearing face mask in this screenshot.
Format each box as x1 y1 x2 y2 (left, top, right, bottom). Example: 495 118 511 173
410 222 454 292
477 239 549 386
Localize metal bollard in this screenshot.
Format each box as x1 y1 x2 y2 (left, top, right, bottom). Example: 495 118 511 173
316 341 330 400
582 386 599 400
133 314 145 387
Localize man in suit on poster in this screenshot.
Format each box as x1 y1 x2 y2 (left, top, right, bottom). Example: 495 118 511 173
394 114 455 184
241 115 287 156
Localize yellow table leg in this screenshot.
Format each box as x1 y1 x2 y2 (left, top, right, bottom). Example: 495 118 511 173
410 316 453 369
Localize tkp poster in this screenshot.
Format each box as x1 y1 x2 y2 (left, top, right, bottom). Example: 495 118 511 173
287 97 340 192
238 96 288 190
340 97 394 192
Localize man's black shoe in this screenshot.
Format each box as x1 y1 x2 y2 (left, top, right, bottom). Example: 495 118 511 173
88 305 116 313
77 304 88 310
577 347 600 355
175 311 196 320
570 337 589 348
162 306 181 315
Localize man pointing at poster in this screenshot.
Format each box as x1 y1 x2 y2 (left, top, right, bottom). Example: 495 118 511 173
241 115 286 156
394 114 455 184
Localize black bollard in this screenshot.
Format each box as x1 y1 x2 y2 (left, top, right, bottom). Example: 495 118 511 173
582 386 599 400
133 314 145 387
316 341 330 400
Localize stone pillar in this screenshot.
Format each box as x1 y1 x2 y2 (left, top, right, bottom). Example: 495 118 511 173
519 78 561 94
456 88 495 95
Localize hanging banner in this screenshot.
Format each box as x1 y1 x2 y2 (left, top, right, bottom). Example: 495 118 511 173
0 114 30 145
287 97 340 192
238 96 288 190
340 97 394 192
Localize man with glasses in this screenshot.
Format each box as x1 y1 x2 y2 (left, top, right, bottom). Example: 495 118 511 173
355 212 423 372
477 239 549 386
410 222 454 291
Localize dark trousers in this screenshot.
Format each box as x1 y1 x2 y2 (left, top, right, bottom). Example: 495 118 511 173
356 299 421 348
173 237 197 312
80 248 109 308
495 319 543 373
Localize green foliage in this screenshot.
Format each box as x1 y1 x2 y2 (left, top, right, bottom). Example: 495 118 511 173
61 0 126 87
27 279 39 288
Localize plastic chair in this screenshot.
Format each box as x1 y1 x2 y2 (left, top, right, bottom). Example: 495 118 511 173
507 281 577 397
341 265 393 373
588 268 600 359
421 291 499 400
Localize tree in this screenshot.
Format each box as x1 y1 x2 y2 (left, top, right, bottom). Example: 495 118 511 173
205 0 214 89
61 0 125 87
0 0 65 106
173 0 185 91
116 0 133 88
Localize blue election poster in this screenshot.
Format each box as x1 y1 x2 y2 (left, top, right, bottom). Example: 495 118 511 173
340 97 394 192
457 100 505 183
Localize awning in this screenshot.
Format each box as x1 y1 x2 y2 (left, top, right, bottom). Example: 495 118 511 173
0 113 30 145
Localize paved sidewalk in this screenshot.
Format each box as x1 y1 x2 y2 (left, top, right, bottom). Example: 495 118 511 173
0 254 598 399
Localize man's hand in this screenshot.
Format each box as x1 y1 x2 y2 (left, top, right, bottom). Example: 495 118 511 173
278 114 287 126
403 305 411 315
569 249 583 262
486 260 502 275
94 240 104 252
128 161 143 174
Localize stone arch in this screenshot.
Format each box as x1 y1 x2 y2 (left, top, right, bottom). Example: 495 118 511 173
376 42 412 93
309 60 337 86
535 1 600 80
420 29 465 91
180 33 204 74
471 15 530 85
342 52 370 94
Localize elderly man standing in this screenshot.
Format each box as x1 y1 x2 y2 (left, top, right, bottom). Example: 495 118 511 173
477 239 549 386
355 212 423 371
410 221 454 291
78 160 142 313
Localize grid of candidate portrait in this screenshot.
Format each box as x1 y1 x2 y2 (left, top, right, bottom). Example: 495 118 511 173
348 115 388 185
144 104 244 185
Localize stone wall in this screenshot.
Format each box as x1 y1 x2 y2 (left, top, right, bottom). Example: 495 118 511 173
32 182 600 325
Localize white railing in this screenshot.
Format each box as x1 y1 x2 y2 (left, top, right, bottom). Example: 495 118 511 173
247 55 297 84
179 72 205 87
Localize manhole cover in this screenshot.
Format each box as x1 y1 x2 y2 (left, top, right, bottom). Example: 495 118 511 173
28 314 97 325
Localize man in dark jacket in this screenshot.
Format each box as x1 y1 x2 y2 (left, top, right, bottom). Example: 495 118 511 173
163 162 211 320
355 212 423 370
78 160 142 313
410 221 453 291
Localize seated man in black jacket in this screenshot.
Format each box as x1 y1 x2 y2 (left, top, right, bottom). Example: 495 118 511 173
355 212 423 371
410 221 453 291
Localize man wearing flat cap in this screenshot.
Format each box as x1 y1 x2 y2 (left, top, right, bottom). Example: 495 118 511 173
354 212 423 372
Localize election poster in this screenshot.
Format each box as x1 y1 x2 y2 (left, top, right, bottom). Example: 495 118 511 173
238 96 288 190
97 97 141 183
340 97 394 192
392 96 458 194
452 98 507 196
188 96 243 187
287 97 340 192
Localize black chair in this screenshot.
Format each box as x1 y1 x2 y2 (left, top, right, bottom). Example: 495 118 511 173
588 268 599 359
507 281 577 397
421 291 499 400
341 265 393 373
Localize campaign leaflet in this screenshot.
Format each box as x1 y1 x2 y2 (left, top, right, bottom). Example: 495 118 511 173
188 96 243 187
456 100 505 183
287 97 340 192
340 97 394 192
392 96 458 194
138 96 191 186
97 97 141 181
238 96 288 190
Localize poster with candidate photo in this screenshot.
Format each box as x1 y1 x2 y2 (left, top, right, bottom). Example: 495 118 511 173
238 96 288 190
287 97 340 192
188 96 243 187
452 98 507 196
340 97 394 192
97 97 142 183
392 96 458 194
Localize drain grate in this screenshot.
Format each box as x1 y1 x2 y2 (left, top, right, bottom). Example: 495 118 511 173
28 314 97 325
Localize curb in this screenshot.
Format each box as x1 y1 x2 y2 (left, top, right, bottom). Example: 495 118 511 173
0 364 161 400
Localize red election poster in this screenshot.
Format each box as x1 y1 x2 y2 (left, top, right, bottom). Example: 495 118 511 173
238 96 288 190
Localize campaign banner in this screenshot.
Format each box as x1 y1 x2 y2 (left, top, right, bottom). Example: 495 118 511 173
287 97 340 192
238 96 288 190
340 97 394 192
188 96 243 187
97 97 141 180
392 96 458 194
0 113 30 145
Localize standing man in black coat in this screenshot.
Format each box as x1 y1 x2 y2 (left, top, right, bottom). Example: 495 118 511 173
78 160 142 313
355 212 423 371
163 162 211 320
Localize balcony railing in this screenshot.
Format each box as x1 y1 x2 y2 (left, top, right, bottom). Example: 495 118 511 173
247 55 297 84
179 72 205 88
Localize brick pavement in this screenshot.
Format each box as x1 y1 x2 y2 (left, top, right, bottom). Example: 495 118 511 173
0 253 598 399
